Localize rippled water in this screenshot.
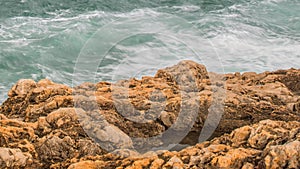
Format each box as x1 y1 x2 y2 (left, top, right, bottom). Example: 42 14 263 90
0 0 299 103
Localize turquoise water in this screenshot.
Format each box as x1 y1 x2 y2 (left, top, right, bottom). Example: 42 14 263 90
0 0 300 103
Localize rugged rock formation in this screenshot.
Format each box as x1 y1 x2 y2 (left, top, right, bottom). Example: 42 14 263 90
0 60 300 168
69 120 300 169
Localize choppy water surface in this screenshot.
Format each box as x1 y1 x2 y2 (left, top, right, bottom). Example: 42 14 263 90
0 0 299 103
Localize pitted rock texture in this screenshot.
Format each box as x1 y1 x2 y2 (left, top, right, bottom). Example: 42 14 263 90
0 60 300 168
68 120 300 169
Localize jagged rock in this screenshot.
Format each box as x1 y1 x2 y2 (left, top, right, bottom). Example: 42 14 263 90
68 160 104 169
68 120 300 169
8 79 36 98
0 148 32 168
35 135 76 164
0 60 300 168
262 140 300 169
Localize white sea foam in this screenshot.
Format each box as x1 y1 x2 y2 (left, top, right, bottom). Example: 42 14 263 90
0 1 299 103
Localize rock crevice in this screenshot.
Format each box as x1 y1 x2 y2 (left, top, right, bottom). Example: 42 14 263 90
0 60 299 168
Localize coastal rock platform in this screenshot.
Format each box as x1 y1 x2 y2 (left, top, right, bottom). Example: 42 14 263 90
0 61 300 168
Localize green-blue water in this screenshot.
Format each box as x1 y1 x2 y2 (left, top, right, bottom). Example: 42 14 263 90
0 0 300 103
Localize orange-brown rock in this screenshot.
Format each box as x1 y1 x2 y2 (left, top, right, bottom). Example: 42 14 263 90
69 120 300 169
0 60 300 168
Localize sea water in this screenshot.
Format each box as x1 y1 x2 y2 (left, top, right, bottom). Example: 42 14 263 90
0 0 299 103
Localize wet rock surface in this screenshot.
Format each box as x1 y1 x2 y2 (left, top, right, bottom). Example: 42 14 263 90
0 60 299 168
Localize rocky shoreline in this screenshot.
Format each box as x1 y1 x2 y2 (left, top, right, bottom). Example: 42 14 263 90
0 60 300 168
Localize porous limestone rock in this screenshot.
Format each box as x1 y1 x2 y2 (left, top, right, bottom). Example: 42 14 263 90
0 60 300 168
69 120 300 169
